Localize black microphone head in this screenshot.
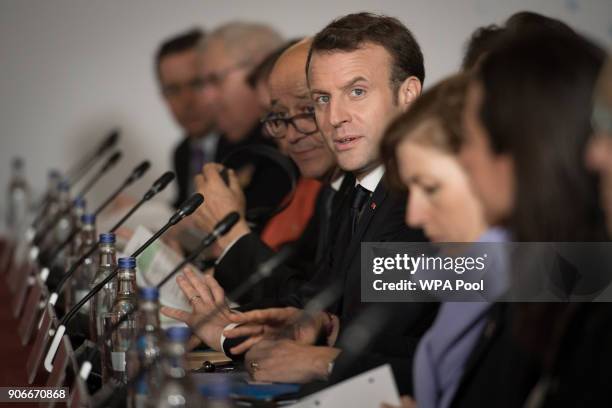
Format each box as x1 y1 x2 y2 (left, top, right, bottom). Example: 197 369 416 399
180 193 204 216
98 129 120 154
102 150 122 172
126 160 151 184
169 193 204 225
144 171 175 200
213 212 240 238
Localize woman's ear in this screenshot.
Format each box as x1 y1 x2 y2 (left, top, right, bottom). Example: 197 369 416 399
397 76 422 111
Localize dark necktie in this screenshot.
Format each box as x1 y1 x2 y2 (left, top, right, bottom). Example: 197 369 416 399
315 185 335 266
191 145 205 176
350 184 371 235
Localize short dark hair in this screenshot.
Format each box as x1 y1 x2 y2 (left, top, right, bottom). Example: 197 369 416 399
462 25 505 70
476 29 607 242
505 11 575 37
246 38 302 89
154 28 204 79
306 12 424 92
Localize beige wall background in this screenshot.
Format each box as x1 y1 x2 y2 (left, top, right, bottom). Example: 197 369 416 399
1 0 610 217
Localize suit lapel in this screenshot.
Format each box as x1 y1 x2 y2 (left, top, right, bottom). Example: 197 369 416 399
339 180 389 274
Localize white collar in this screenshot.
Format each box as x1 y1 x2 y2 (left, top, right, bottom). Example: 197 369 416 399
356 164 385 192
330 174 345 191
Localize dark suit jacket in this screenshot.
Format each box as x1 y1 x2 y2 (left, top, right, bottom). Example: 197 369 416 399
450 303 540 408
452 302 612 408
237 174 435 394
221 174 437 395
172 137 191 209
214 184 325 304
315 176 436 395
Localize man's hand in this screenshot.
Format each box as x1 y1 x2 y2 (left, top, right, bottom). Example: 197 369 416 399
160 266 240 351
224 308 339 355
245 339 341 383
193 163 250 251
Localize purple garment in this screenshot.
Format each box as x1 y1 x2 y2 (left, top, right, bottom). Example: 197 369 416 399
413 228 510 408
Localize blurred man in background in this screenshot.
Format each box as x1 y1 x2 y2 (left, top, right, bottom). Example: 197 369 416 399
194 22 292 234
155 28 218 208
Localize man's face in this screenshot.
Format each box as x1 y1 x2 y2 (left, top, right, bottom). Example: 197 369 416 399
158 49 212 138
459 80 514 226
267 43 336 179
309 44 406 179
200 39 261 142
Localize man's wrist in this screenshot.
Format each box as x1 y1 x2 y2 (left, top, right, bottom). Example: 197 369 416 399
219 323 239 356
314 347 341 380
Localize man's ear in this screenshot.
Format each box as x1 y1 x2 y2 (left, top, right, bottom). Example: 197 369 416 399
397 76 422 112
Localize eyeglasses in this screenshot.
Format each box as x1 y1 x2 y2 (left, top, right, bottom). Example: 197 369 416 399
201 62 249 89
261 109 319 139
162 78 205 98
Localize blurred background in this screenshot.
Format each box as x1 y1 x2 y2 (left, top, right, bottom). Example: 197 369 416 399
1 0 611 213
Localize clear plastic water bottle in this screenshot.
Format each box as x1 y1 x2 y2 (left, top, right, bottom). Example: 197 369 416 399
154 327 199 408
66 213 97 314
90 232 118 343
110 257 139 384
46 180 72 257
127 287 164 408
63 197 87 273
6 157 31 240
91 233 118 384
39 171 62 229
41 169 62 213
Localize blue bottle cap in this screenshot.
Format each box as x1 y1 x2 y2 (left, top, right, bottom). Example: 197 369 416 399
139 287 159 301
73 197 86 208
81 213 95 224
58 180 70 191
166 326 191 342
99 232 116 244
118 257 136 269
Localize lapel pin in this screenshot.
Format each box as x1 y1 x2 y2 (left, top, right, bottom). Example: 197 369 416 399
370 202 377 210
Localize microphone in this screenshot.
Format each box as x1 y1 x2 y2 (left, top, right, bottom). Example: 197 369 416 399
75 150 123 199
38 161 151 272
78 212 241 380
32 151 122 248
66 129 120 186
30 170 62 230
92 160 150 216
94 244 295 406
157 212 240 288
26 130 119 240
110 171 175 232
48 171 175 305
44 193 204 372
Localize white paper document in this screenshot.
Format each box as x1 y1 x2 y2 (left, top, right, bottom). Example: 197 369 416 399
123 225 191 327
288 364 400 408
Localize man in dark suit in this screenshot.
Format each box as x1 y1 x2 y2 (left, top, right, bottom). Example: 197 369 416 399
234 14 438 394
191 22 293 232
155 28 219 209
163 13 437 395
194 38 339 304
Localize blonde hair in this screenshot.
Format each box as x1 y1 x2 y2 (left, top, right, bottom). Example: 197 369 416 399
201 21 283 66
